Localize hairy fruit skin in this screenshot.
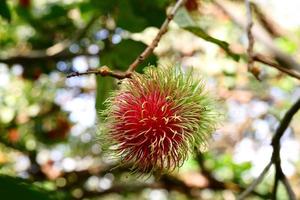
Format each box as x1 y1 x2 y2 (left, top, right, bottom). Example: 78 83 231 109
102 66 220 174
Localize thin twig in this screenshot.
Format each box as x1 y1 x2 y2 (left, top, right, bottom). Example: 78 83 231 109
271 98 300 144
196 152 271 199
237 160 272 200
253 54 300 80
214 0 300 80
237 98 300 199
282 176 297 200
215 0 300 71
68 0 186 79
272 168 280 200
66 66 129 79
269 98 300 200
251 2 283 38
0 15 99 64
82 183 163 198
245 0 255 74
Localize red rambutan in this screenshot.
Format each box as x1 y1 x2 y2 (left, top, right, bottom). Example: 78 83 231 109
101 66 220 174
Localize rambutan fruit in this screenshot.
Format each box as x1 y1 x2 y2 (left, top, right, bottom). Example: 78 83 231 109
101 66 221 174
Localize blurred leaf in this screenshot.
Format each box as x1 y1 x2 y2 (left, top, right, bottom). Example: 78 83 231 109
15 5 33 22
184 26 240 61
90 0 168 32
78 1 95 16
0 0 11 22
179 157 200 172
126 0 169 31
276 77 295 92
0 175 68 200
89 0 118 13
174 8 240 61
116 1 148 32
41 4 67 20
15 3 75 50
275 37 298 54
203 153 252 183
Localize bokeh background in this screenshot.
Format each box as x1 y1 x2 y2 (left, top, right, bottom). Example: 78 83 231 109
0 0 300 199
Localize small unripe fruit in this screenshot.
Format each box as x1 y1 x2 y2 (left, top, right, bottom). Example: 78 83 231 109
101 66 221 174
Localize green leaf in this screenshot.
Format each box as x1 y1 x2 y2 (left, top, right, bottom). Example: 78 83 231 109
90 0 169 32
174 8 240 61
116 1 148 32
0 0 11 22
184 26 240 61
0 175 68 200
128 0 169 31
41 4 68 20
89 0 118 13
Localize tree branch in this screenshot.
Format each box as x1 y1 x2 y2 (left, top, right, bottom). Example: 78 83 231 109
244 0 258 79
237 98 300 199
269 98 300 200
271 169 280 200
67 0 186 79
253 54 300 80
0 51 94 65
126 0 186 73
196 152 271 199
214 0 300 80
251 2 283 38
66 66 130 79
282 176 296 200
0 14 99 65
271 98 300 144
237 160 272 200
